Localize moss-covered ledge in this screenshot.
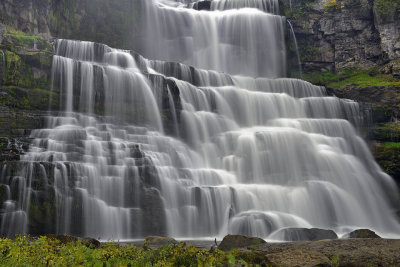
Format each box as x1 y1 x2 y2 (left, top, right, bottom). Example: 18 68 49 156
0 24 56 154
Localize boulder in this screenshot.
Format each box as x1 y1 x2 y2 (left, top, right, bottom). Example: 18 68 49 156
218 235 266 251
145 236 178 248
45 234 101 248
275 228 338 241
348 229 381 239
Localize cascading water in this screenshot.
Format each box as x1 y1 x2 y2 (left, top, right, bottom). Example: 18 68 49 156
0 0 399 240
139 0 286 77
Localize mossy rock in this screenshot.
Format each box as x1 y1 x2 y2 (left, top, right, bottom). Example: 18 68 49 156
372 142 400 184
348 229 381 238
218 235 266 251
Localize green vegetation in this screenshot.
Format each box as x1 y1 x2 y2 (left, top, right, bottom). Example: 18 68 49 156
0 235 250 266
374 142 400 182
374 0 400 19
3 25 46 47
303 69 400 88
324 0 344 12
383 142 400 148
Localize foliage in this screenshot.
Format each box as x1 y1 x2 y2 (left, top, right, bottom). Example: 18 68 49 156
0 236 249 266
303 69 400 88
374 0 400 19
324 0 344 12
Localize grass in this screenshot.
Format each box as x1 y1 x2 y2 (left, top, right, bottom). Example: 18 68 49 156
303 69 400 88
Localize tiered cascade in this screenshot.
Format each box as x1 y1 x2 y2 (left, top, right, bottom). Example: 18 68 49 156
0 0 399 240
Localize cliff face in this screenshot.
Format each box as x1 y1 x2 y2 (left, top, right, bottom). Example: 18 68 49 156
0 0 141 49
282 0 400 73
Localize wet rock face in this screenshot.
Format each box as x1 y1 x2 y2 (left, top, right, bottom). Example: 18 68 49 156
192 1 212 10
282 0 400 73
0 0 139 50
218 235 266 251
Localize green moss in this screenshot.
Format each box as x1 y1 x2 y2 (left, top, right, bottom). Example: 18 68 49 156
303 69 400 88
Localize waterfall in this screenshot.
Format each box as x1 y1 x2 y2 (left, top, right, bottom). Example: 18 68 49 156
138 0 286 77
287 20 303 78
0 0 399 240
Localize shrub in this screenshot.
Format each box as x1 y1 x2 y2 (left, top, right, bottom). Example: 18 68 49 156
324 0 344 12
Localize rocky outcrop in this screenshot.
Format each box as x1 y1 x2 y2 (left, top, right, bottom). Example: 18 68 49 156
218 235 266 251
236 238 400 266
282 0 400 73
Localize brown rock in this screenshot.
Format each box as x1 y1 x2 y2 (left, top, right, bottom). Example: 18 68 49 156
265 248 331 267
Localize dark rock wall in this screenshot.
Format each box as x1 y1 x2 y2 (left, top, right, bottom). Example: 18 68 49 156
0 0 142 50
282 0 400 73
